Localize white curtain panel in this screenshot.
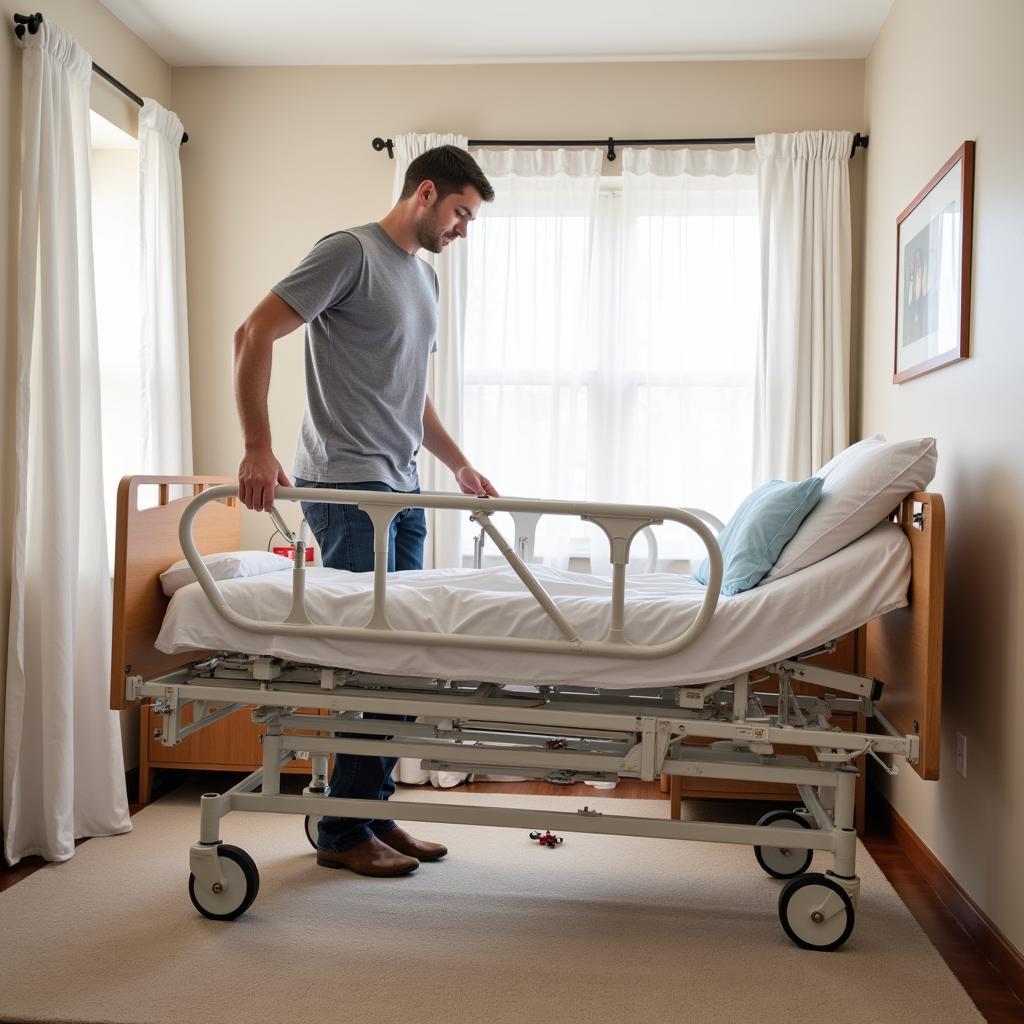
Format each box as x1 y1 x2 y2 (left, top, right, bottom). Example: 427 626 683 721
139 99 193 475
4 21 131 866
753 131 853 483
463 147 603 569
390 132 468 573
611 147 761 567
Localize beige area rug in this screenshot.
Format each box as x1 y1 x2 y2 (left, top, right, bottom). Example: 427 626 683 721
0 786 983 1024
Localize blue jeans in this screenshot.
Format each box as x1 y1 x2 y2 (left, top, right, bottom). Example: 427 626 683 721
294 479 426 852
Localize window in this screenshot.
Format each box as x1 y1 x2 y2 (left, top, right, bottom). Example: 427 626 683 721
463 166 760 570
90 110 141 569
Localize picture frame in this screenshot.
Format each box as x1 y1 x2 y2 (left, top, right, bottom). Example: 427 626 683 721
893 140 975 384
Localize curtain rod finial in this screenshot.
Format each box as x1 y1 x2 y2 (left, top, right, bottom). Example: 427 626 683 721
372 137 395 159
13 12 44 39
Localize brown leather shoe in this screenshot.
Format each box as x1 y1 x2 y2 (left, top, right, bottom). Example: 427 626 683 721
377 825 448 862
316 834 419 877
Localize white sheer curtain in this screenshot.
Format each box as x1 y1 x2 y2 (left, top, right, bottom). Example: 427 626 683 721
753 131 853 483
595 146 761 568
463 147 603 567
4 21 131 866
460 146 759 571
139 99 193 475
390 132 467 572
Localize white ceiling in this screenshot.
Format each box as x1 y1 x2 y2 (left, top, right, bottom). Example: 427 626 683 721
97 0 894 67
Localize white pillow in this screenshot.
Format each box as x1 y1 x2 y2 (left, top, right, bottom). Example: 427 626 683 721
160 550 294 597
763 435 937 582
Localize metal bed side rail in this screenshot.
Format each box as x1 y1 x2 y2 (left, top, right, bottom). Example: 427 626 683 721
471 509 727 571
179 485 723 660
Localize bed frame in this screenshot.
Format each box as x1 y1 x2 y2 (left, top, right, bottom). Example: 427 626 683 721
109 476 944 949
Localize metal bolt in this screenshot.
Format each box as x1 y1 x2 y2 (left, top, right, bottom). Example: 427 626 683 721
212 882 223 894
811 911 824 923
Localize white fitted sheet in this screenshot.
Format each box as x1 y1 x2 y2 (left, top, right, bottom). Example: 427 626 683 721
156 521 910 689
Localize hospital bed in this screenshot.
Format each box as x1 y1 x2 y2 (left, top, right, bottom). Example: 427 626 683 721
110 475 944 951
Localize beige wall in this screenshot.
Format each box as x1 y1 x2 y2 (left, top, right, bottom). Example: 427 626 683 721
862 0 1024 952
173 59 866 548
0 2 171 794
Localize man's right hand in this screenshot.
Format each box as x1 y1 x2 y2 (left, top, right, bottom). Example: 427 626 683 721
238 448 292 512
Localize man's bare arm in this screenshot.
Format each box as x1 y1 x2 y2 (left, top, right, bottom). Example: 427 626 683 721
422 396 498 497
234 291 305 511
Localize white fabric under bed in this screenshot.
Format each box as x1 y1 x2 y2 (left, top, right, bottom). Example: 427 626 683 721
156 520 910 689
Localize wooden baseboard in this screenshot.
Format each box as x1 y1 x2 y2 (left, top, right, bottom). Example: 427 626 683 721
875 793 1024 1004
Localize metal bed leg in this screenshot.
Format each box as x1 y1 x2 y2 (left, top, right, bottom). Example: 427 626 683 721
776 767 861 950
832 767 859 881
302 753 330 849
261 730 284 796
198 791 229 845
189 792 260 920
732 674 749 721
307 754 330 795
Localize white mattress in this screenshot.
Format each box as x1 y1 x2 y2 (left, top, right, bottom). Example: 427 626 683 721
156 520 910 689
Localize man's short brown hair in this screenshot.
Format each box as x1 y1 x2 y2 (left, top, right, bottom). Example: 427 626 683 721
399 145 495 203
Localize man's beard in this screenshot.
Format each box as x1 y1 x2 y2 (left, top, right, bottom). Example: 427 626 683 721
416 218 446 254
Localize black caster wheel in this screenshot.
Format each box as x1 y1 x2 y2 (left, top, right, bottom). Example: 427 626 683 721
304 814 322 851
188 844 260 921
778 872 856 951
754 809 814 879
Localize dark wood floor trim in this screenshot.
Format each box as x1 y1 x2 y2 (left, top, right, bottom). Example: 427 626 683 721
870 792 1024 1011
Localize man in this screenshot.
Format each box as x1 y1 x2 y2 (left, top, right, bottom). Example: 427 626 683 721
234 145 497 877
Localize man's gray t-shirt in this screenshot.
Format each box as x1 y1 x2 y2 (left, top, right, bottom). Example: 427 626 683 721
272 223 438 490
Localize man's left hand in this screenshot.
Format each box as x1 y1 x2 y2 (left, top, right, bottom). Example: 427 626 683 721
454 465 499 498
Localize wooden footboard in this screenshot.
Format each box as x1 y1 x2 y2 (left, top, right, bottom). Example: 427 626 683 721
110 475 238 710
865 492 945 781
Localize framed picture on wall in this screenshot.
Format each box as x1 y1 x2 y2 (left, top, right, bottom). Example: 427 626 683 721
894 140 975 384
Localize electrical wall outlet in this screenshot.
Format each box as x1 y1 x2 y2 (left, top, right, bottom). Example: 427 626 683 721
955 732 967 778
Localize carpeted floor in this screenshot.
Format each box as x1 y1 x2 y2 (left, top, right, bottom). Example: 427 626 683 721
0 786 983 1024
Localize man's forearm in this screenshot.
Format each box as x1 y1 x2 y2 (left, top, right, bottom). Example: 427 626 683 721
422 397 498 498
234 327 275 452
421 397 469 472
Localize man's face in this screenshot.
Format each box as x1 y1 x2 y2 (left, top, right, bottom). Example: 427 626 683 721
415 184 483 253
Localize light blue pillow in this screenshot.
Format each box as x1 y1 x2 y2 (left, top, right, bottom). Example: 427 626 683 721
694 477 824 597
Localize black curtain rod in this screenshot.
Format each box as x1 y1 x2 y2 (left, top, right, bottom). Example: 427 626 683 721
13 12 189 144
373 132 868 161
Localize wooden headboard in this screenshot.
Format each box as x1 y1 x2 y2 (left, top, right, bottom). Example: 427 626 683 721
865 491 945 781
110 475 239 710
